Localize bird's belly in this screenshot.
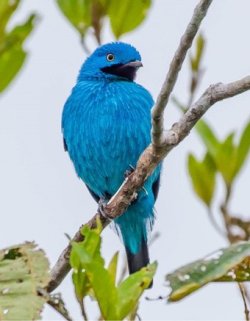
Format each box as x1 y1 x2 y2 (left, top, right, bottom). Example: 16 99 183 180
71 117 149 198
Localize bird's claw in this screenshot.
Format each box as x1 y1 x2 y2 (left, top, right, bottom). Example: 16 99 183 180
98 198 112 220
124 164 135 179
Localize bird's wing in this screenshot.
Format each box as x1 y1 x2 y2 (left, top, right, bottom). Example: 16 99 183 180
63 135 101 202
85 185 100 203
63 137 68 151
152 173 161 201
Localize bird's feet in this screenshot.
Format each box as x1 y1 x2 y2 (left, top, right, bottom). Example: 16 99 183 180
124 164 148 196
98 197 112 220
124 164 135 179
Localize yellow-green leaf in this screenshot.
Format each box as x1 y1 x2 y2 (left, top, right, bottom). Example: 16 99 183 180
188 153 216 206
0 13 37 93
107 251 119 284
107 0 151 39
57 0 92 36
166 242 250 302
0 0 20 37
214 133 238 186
0 46 26 92
0 242 50 320
235 120 250 175
117 262 156 319
70 225 156 320
190 33 205 72
195 120 220 158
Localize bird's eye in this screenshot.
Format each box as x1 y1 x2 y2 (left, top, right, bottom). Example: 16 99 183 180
106 53 115 62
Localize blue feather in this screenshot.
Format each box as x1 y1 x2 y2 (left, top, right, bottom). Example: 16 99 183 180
62 42 161 272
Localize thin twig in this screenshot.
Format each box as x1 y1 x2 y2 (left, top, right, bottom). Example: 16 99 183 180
238 283 250 321
47 213 108 292
145 295 166 301
79 300 88 321
207 208 226 238
219 183 250 320
38 288 73 321
151 0 213 147
80 35 91 55
136 313 142 321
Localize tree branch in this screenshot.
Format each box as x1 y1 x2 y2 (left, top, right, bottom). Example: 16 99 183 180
47 0 250 293
151 0 213 147
48 76 250 293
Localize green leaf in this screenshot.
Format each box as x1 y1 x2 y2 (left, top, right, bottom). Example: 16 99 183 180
166 242 250 302
0 14 37 93
56 0 92 36
0 46 26 92
216 256 250 282
56 0 109 44
70 226 118 319
117 262 157 319
0 0 20 37
107 251 119 284
190 33 205 72
214 133 238 186
70 243 91 302
0 242 50 320
188 152 216 206
235 120 250 175
87 261 118 320
195 120 220 158
5 14 37 49
195 119 250 186
70 222 104 302
107 0 151 39
70 224 156 320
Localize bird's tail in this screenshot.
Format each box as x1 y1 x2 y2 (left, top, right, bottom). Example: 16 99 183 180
125 238 152 288
125 238 149 274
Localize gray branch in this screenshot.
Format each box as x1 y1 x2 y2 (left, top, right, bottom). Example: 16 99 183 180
48 76 250 293
47 0 250 293
151 0 213 147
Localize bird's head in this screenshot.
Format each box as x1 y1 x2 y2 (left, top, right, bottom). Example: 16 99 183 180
79 42 142 82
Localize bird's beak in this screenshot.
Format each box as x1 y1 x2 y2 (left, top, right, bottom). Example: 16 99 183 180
122 60 143 69
101 60 143 81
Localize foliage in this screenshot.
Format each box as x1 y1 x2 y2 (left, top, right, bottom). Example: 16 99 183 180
0 0 37 93
174 34 250 209
56 0 152 47
1 2 250 320
0 242 50 320
70 222 156 320
170 33 250 314
166 242 250 301
189 119 250 207
188 151 216 206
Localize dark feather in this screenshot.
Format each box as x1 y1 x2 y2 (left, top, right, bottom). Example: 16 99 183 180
63 138 68 151
152 174 161 201
125 238 152 287
125 239 149 273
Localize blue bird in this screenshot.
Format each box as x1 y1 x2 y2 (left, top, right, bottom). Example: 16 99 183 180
62 42 161 277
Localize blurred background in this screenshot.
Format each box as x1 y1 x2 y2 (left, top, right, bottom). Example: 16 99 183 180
1 0 250 319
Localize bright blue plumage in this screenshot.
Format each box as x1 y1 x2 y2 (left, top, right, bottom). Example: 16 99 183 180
62 42 161 275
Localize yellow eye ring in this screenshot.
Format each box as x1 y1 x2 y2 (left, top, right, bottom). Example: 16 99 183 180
106 53 115 61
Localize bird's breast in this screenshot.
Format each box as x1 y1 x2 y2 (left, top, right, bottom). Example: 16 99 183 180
62 80 153 196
